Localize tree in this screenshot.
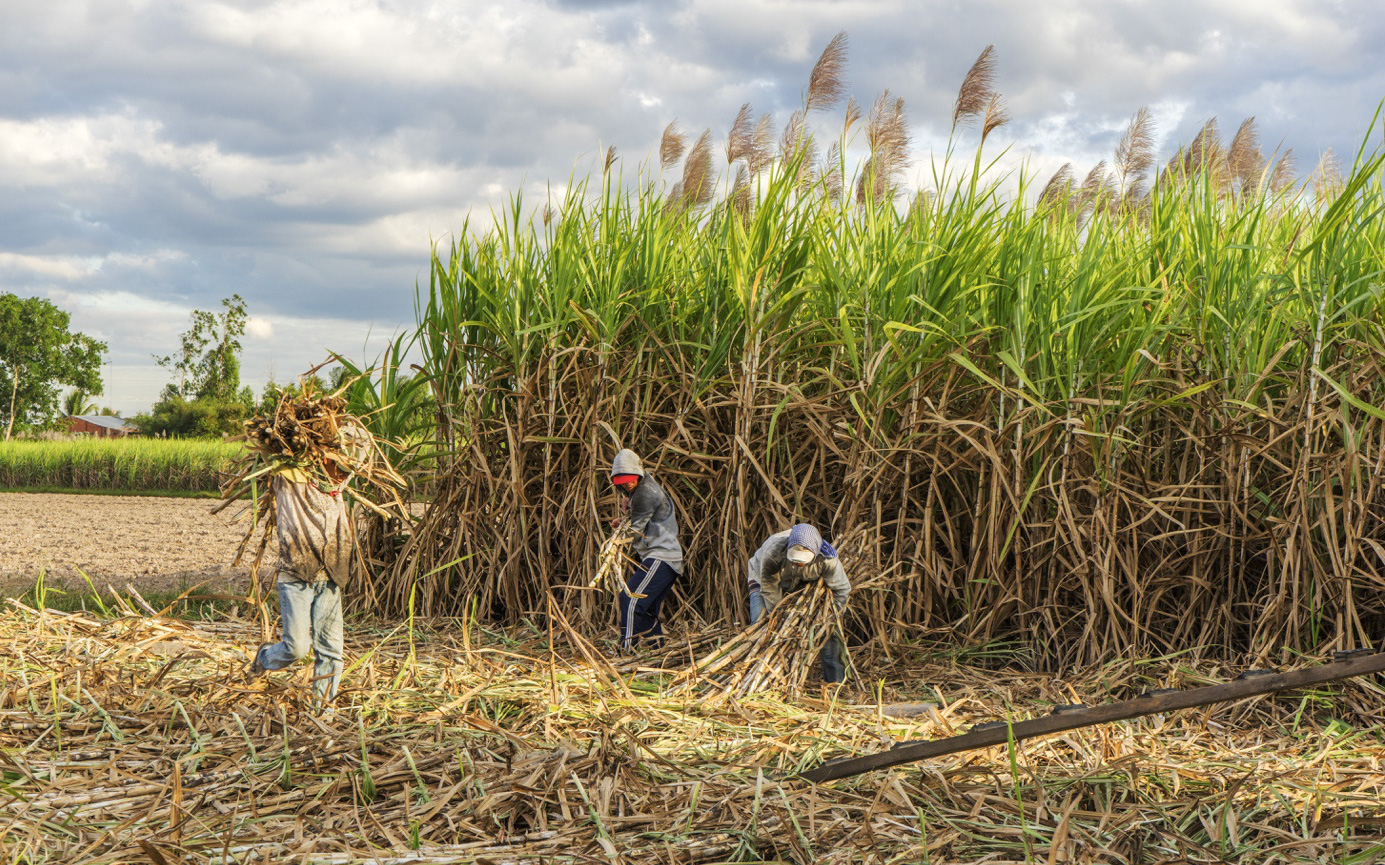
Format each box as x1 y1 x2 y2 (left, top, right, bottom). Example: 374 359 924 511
142 294 252 437
154 294 248 402
0 295 106 439
62 389 98 418
132 396 246 438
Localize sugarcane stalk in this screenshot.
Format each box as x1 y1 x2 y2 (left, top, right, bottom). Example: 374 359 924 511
589 518 634 597
671 581 837 699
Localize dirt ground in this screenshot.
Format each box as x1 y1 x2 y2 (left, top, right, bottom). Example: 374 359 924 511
0 492 264 597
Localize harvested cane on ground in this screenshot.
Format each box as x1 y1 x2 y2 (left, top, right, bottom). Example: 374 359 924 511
7 597 1385 864
668 580 843 699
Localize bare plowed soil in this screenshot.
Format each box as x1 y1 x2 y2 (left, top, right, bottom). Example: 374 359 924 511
0 492 263 596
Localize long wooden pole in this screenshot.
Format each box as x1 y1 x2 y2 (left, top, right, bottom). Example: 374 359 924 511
800 650 1385 783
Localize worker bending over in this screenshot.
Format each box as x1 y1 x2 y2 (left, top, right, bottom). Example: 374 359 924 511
747 523 850 683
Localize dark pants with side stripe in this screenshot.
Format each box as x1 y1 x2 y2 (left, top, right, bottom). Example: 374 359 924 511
619 558 679 650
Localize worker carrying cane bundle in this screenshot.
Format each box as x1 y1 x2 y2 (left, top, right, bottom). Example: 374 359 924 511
245 423 371 711
746 523 850 683
609 448 684 651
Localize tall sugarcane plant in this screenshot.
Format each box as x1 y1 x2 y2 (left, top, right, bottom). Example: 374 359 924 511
376 34 1385 666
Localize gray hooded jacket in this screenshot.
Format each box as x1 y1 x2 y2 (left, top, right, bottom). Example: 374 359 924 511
611 449 684 574
747 525 849 611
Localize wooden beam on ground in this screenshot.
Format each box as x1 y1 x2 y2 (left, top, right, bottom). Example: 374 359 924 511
800 650 1385 783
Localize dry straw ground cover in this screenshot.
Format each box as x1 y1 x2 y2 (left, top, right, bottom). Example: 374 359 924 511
3 598 1385 864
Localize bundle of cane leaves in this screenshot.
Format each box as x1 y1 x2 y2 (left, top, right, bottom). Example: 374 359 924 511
589 518 635 598
215 384 410 573
667 580 842 700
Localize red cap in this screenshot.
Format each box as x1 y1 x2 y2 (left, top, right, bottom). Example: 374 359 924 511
612 473 640 485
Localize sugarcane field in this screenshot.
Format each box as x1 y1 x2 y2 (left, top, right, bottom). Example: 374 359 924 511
6 30 1385 865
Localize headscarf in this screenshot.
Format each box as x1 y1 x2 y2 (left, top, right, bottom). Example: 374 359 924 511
787 523 838 560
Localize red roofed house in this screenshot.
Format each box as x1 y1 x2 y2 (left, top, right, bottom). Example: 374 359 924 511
67 415 135 438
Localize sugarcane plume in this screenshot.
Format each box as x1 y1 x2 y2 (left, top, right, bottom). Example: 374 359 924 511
726 103 754 165
1115 106 1155 191
1227 116 1264 192
953 45 997 130
748 113 775 174
680 129 715 209
806 30 848 113
660 120 686 170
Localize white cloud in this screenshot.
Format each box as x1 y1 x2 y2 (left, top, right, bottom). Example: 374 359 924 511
0 114 155 184
0 252 94 281
246 316 273 339
0 249 188 281
102 250 189 271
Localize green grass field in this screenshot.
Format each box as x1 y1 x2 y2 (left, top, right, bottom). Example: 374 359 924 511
0 438 242 494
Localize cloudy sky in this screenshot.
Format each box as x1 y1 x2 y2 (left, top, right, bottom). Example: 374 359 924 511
3 0 1381 415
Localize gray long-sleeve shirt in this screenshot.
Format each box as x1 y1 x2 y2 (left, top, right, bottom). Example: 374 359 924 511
623 476 684 574
748 529 849 611
611 448 683 574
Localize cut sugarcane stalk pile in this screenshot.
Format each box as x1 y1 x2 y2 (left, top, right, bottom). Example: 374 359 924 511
589 518 635 597
214 381 409 579
609 626 737 674
668 580 840 700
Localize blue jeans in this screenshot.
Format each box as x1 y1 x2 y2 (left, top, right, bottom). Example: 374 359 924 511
748 589 846 683
255 576 343 706
619 558 679 650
